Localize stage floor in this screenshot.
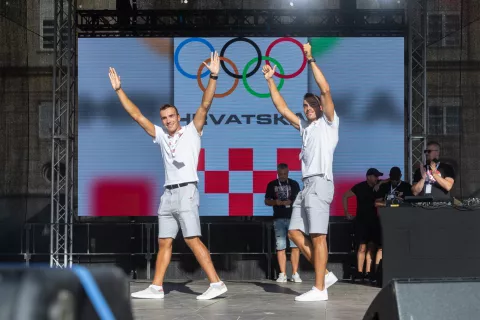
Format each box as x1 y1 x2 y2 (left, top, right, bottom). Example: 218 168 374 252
130 280 380 320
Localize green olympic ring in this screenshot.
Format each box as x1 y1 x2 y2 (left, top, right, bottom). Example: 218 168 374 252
242 56 285 99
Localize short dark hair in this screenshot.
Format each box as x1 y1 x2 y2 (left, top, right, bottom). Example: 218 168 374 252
160 104 179 115
427 141 440 150
303 93 322 108
277 163 288 170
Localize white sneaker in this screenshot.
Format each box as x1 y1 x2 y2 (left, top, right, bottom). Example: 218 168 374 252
131 285 164 299
295 287 328 302
291 272 302 283
325 272 338 289
196 282 228 300
276 273 287 283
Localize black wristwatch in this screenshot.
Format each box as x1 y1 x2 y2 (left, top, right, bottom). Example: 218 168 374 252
308 58 316 64
210 74 218 80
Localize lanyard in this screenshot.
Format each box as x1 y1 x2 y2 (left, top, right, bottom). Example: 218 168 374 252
167 131 183 158
426 162 440 184
390 181 401 194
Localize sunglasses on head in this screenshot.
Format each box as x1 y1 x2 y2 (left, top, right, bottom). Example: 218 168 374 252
424 149 438 154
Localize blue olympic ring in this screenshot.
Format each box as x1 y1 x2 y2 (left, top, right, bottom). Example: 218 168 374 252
174 38 215 79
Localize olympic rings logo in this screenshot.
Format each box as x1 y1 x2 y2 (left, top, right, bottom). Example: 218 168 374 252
174 37 307 98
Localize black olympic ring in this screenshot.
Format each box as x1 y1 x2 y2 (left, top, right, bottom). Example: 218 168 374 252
219 37 262 79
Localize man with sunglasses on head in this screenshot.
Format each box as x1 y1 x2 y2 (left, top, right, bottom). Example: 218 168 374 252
412 141 455 201
262 42 339 301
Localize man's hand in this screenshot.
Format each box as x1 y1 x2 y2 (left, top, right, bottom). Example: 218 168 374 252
419 161 427 179
262 64 276 80
283 200 292 206
203 51 220 76
345 211 354 220
303 42 313 59
108 67 121 91
430 161 438 175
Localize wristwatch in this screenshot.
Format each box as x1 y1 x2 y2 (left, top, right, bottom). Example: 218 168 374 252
210 74 218 80
308 58 316 64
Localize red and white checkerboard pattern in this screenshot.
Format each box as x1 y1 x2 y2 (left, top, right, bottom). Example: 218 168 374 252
90 147 360 217
196 148 302 216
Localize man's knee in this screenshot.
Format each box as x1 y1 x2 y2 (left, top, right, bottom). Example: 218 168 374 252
288 229 300 241
158 237 174 249
358 243 367 253
184 236 202 248
310 233 327 246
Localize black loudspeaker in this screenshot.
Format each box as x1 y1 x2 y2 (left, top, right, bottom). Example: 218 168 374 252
363 278 480 320
0 265 134 320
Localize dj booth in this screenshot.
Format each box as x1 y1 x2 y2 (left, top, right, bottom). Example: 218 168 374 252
379 205 480 287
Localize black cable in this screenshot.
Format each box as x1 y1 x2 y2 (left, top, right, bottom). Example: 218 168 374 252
426 14 480 48
0 12 45 39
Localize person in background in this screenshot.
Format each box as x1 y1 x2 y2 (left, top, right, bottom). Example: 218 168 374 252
265 163 302 283
343 168 383 282
412 141 455 201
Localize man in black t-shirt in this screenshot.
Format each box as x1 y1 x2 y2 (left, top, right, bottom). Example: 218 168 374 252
265 163 301 283
373 166 413 278
412 141 455 201
342 168 383 281
376 167 413 206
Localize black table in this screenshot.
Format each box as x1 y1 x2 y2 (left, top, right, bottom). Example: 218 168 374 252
379 206 480 287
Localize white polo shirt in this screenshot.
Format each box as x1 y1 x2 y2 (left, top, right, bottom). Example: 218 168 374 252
299 111 339 181
153 121 201 186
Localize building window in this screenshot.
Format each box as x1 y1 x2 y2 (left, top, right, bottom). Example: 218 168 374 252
427 13 461 47
428 97 460 135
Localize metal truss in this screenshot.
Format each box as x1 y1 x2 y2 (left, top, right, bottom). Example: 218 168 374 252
76 9 406 37
407 0 427 183
50 0 76 268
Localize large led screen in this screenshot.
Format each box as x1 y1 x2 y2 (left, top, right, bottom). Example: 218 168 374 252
78 37 404 217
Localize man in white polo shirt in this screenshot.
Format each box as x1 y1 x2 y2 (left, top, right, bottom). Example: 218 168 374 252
108 52 227 300
262 42 339 301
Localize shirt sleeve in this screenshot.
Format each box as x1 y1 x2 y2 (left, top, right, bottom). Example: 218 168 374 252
265 181 275 200
375 184 388 200
443 164 455 180
323 110 339 128
402 183 414 197
413 168 422 183
153 125 164 144
187 120 203 137
351 182 361 196
299 119 308 137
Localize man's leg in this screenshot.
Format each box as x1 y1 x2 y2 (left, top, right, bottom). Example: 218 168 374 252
311 234 328 290
357 243 367 273
184 236 220 283
178 184 227 300
375 248 382 271
131 195 178 299
152 238 174 286
277 249 287 274
366 242 376 273
274 219 288 281
291 248 300 275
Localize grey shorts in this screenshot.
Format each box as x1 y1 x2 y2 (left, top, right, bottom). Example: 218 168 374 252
158 182 201 239
289 175 334 235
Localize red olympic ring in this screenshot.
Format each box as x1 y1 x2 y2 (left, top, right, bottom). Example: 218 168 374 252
265 37 307 79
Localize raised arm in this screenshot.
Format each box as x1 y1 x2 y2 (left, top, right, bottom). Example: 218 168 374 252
193 51 220 134
303 43 335 122
262 64 300 130
108 67 155 138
